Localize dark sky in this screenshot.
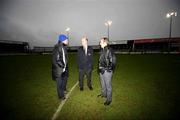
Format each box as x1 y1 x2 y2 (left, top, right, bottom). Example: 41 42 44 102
0 0 180 48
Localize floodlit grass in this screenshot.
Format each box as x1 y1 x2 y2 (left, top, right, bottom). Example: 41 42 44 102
0 54 77 120
0 54 180 120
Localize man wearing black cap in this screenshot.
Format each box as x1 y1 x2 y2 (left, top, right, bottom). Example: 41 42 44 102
52 34 69 100
77 37 93 91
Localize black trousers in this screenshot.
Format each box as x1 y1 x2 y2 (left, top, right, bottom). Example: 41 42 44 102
79 68 92 89
56 76 65 98
62 68 68 91
56 69 68 98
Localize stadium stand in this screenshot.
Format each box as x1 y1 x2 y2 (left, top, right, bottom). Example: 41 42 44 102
111 37 180 53
33 47 53 53
0 40 30 53
3 37 178 54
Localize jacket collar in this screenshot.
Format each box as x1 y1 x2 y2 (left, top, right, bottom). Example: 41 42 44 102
58 42 65 47
102 45 109 51
81 46 89 50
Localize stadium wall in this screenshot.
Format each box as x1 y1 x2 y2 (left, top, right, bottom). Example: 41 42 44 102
0 40 30 53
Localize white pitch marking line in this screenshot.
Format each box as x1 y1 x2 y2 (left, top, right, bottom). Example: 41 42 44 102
51 69 96 120
51 81 79 120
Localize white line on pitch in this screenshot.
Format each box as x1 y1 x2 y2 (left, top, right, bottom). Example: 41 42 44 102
51 81 79 120
51 69 96 120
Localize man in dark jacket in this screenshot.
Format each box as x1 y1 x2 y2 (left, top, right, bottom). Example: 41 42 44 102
52 34 69 100
77 37 93 91
97 37 116 105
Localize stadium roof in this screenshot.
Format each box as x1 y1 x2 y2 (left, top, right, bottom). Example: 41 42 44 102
0 40 28 45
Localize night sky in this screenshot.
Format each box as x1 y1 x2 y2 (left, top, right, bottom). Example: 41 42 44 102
0 0 180 48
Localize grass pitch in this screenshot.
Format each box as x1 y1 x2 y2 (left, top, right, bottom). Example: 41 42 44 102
0 53 180 120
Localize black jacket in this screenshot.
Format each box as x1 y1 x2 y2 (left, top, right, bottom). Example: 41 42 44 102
77 46 93 70
98 46 116 73
52 42 68 80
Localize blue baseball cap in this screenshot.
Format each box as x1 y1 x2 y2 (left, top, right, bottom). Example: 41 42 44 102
58 34 68 42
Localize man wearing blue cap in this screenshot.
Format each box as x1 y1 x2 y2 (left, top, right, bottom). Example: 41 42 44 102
52 34 69 100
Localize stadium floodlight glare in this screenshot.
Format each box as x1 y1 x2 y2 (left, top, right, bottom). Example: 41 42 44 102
65 27 70 32
175 12 177 16
105 20 112 26
166 12 177 18
166 11 177 52
65 27 70 42
166 13 171 18
105 20 112 40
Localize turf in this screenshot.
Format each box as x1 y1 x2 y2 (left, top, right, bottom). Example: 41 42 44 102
0 54 77 120
0 54 180 120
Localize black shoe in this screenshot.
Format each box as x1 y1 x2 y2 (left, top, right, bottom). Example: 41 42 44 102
60 97 66 100
80 88 84 91
97 94 106 98
104 101 111 106
97 94 102 97
89 86 93 90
